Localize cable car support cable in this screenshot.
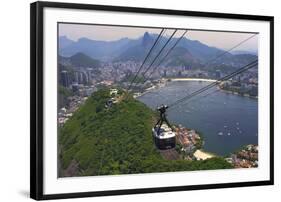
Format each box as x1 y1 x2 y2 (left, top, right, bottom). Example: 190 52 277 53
168 59 258 110
132 29 178 87
141 32 257 87
126 28 165 93
142 30 188 84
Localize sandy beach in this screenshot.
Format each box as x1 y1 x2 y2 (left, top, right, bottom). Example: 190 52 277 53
194 149 215 160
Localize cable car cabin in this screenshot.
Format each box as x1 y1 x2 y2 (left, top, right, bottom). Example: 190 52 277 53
105 99 113 108
105 98 117 108
152 124 176 150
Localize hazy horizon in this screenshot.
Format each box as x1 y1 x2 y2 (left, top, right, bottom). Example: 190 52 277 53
59 23 258 52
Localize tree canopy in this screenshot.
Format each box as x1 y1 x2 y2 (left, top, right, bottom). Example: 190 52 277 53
59 89 232 177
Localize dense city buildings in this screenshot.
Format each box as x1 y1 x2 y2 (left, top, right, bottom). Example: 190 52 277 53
225 144 258 168
60 70 70 87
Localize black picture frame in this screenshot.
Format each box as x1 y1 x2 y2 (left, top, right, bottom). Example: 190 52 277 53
30 1 274 200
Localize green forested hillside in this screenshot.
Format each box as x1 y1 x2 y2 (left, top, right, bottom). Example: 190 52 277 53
69 52 100 67
58 85 73 108
59 89 232 177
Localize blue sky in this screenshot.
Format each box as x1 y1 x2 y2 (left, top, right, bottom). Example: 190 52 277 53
59 23 258 52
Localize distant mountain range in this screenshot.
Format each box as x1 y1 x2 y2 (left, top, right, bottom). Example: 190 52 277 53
59 32 257 68
59 36 133 61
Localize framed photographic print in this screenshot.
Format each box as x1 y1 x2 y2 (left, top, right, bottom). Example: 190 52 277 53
30 1 274 200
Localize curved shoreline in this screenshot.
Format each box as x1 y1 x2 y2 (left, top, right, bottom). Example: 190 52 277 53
137 80 257 157
136 78 216 98
138 79 258 101
170 78 217 82
219 88 258 99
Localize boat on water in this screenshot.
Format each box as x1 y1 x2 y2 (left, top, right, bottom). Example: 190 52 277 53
227 132 231 136
218 132 223 136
